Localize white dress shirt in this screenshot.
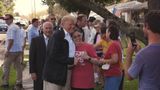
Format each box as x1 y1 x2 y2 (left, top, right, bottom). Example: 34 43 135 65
43 34 49 47
63 29 75 58
83 26 97 44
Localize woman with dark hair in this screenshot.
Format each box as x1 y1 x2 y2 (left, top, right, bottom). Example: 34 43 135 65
102 26 123 90
70 30 103 90
106 19 118 28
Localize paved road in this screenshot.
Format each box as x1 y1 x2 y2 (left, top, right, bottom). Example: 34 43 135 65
23 62 33 90
23 49 33 90
0 59 33 90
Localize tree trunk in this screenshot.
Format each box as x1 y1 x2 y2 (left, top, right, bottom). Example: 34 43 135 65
48 6 54 14
148 0 160 10
69 0 147 44
77 9 90 17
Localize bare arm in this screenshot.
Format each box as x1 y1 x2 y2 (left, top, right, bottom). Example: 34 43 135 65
124 48 134 80
7 39 14 52
124 41 141 80
104 53 118 65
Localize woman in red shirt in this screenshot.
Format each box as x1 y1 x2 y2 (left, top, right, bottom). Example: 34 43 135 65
71 30 101 90
102 26 123 90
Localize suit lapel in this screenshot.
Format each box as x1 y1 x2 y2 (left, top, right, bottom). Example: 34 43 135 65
40 35 47 51
59 27 65 39
60 28 69 57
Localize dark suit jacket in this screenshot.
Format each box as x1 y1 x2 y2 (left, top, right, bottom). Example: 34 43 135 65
29 35 46 90
43 28 74 86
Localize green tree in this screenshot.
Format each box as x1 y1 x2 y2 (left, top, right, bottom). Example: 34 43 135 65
42 0 120 15
0 1 4 16
42 0 55 14
42 0 160 45
42 0 147 44
0 0 14 16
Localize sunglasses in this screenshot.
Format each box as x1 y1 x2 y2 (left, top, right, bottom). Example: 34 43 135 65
51 18 56 20
73 34 81 39
4 18 10 20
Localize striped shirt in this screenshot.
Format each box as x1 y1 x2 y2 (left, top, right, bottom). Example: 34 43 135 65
5 23 22 52
27 25 39 45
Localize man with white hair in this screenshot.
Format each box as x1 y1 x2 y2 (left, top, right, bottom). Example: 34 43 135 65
29 22 54 90
43 15 76 90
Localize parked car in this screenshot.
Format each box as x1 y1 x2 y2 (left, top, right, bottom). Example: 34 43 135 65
0 19 8 33
0 18 7 43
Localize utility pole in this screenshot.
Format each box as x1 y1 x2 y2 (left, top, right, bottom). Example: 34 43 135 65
31 0 33 18
34 0 36 17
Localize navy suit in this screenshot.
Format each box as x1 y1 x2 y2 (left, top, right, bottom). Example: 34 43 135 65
43 28 74 86
29 35 46 90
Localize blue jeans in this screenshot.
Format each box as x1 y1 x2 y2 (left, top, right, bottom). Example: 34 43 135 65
104 76 122 90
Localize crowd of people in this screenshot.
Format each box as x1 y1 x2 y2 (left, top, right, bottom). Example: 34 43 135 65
0 10 160 90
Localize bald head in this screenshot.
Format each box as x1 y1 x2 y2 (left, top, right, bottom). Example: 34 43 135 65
43 22 53 29
42 22 53 37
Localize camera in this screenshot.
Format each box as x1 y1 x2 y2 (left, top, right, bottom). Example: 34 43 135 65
129 32 137 47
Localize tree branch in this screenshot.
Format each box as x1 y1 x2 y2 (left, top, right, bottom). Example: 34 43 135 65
69 0 147 44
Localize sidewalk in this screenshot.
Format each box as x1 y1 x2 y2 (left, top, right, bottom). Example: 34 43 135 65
23 62 33 90
23 48 33 90
0 50 34 90
0 40 34 89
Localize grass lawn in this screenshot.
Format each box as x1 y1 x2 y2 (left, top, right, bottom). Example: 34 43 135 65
123 78 138 90
0 65 16 90
0 65 138 90
0 61 27 90
94 78 138 90
0 44 139 90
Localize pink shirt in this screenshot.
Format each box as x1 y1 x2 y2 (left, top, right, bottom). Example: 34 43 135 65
71 43 98 88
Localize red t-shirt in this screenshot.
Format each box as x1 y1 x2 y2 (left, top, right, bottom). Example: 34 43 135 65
103 41 122 77
71 43 98 88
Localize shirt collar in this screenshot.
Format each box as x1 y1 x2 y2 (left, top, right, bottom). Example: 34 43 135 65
63 28 69 36
43 34 48 39
32 24 38 29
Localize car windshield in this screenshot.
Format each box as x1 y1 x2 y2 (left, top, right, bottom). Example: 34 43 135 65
0 19 8 33
0 19 5 24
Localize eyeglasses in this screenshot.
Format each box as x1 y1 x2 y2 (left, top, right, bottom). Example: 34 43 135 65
73 34 81 39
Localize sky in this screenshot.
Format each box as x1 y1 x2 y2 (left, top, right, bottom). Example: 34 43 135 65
14 0 48 15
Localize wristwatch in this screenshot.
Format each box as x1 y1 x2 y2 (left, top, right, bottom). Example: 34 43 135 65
88 57 91 61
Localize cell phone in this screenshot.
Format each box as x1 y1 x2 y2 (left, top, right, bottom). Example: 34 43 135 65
129 32 137 47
